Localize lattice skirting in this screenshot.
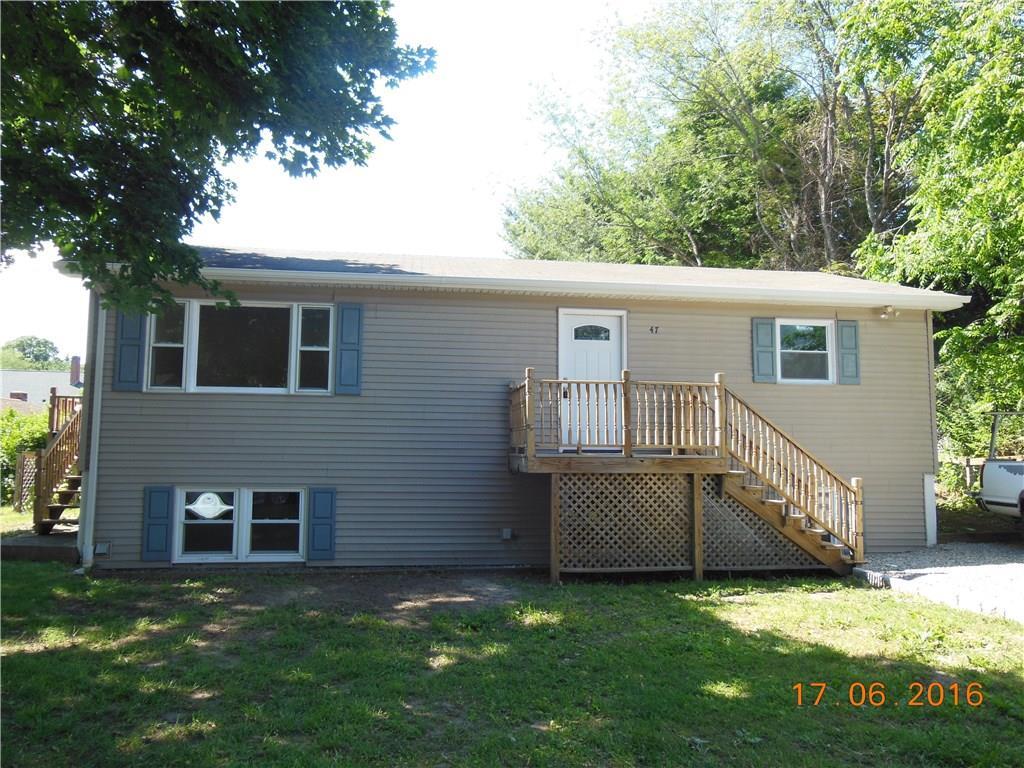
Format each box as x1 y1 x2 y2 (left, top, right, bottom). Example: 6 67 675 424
700 476 820 570
554 473 822 573
557 473 693 571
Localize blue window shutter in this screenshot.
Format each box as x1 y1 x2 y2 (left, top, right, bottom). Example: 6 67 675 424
113 311 147 391
142 486 174 562
751 318 776 383
335 303 363 395
307 487 337 561
837 320 861 384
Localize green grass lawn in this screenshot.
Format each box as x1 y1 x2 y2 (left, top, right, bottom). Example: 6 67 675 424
0 505 33 538
2 563 1022 767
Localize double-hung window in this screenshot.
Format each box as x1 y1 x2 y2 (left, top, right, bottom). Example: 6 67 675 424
296 306 331 391
776 319 835 383
175 488 304 563
147 301 333 393
150 302 187 388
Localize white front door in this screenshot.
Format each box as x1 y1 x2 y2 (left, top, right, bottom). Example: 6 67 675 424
558 310 625 449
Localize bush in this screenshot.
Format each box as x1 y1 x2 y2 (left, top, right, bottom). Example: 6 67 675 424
0 408 50 504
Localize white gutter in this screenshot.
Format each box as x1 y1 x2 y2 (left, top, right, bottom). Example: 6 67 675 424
199 266 969 312
77 300 105 569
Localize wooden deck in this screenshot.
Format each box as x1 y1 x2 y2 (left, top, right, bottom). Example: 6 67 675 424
508 369 864 579
509 368 727 474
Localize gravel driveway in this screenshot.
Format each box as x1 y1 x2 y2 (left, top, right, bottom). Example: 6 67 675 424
854 542 1024 623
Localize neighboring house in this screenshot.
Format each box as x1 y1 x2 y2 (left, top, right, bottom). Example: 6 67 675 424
65 248 967 576
1 397 36 415
0 369 81 413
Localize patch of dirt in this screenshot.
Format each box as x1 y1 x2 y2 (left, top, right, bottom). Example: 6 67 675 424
97 568 537 626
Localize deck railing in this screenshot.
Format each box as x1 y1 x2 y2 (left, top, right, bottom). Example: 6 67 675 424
33 405 83 526
509 368 864 560
510 368 724 457
48 388 82 435
13 392 84 523
724 389 863 559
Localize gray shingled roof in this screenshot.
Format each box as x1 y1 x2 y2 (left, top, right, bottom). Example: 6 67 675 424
194 246 968 311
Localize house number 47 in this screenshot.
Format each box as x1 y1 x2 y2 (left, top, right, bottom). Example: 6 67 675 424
649 326 660 335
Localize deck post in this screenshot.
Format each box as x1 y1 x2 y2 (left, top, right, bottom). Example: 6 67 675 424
32 449 44 526
852 476 864 562
621 369 632 457
714 372 727 460
524 367 536 461
692 473 704 581
671 385 682 455
13 453 26 514
550 473 561 584
48 387 58 435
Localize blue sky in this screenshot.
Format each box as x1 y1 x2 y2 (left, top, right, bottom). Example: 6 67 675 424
0 0 660 357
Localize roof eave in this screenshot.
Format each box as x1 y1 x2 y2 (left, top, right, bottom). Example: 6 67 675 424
199 266 970 312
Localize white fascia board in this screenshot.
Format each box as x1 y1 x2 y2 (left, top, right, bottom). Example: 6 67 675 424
199 267 971 312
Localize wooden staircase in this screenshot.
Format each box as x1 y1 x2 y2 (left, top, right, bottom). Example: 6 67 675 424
509 370 865 578
722 389 864 573
12 390 83 535
38 471 82 534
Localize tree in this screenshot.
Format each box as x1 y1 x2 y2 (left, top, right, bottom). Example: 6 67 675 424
506 0 920 272
1 336 69 371
846 0 1024 455
0 408 50 504
1 1 433 312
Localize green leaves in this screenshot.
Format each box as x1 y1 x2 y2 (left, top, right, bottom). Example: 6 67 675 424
851 0 1024 453
1 1 434 312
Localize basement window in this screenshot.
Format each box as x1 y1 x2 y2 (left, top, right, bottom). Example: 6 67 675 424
175 488 305 563
776 319 834 383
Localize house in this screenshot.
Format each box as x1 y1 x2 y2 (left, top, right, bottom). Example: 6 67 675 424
59 247 967 577
1 368 82 413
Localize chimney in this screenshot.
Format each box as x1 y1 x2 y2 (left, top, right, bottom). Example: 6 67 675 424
9 391 28 402
70 356 82 387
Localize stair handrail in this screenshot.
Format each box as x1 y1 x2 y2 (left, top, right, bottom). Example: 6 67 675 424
48 388 83 435
34 405 82 526
724 388 862 556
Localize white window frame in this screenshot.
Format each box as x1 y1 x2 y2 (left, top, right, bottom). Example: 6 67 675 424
775 318 835 385
174 487 241 564
173 487 306 564
147 300 188 390
293 304 334 393
145 300 333 395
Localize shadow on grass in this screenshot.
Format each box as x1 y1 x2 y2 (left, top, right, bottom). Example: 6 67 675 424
2 563 1022 768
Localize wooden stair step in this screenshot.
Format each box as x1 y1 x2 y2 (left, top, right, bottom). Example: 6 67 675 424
741 484 765 496
46 503 78 519
726 470 747 477
819 541 846 550
63 475 83 489
803 524 827 535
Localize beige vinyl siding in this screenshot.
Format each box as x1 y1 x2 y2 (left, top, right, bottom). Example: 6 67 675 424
92 287 936 567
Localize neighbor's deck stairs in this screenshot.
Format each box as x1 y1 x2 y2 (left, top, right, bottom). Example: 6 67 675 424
38 471 82 534
12 390 84 535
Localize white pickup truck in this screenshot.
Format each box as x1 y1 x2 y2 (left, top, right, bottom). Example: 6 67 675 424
975 412 1024 520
